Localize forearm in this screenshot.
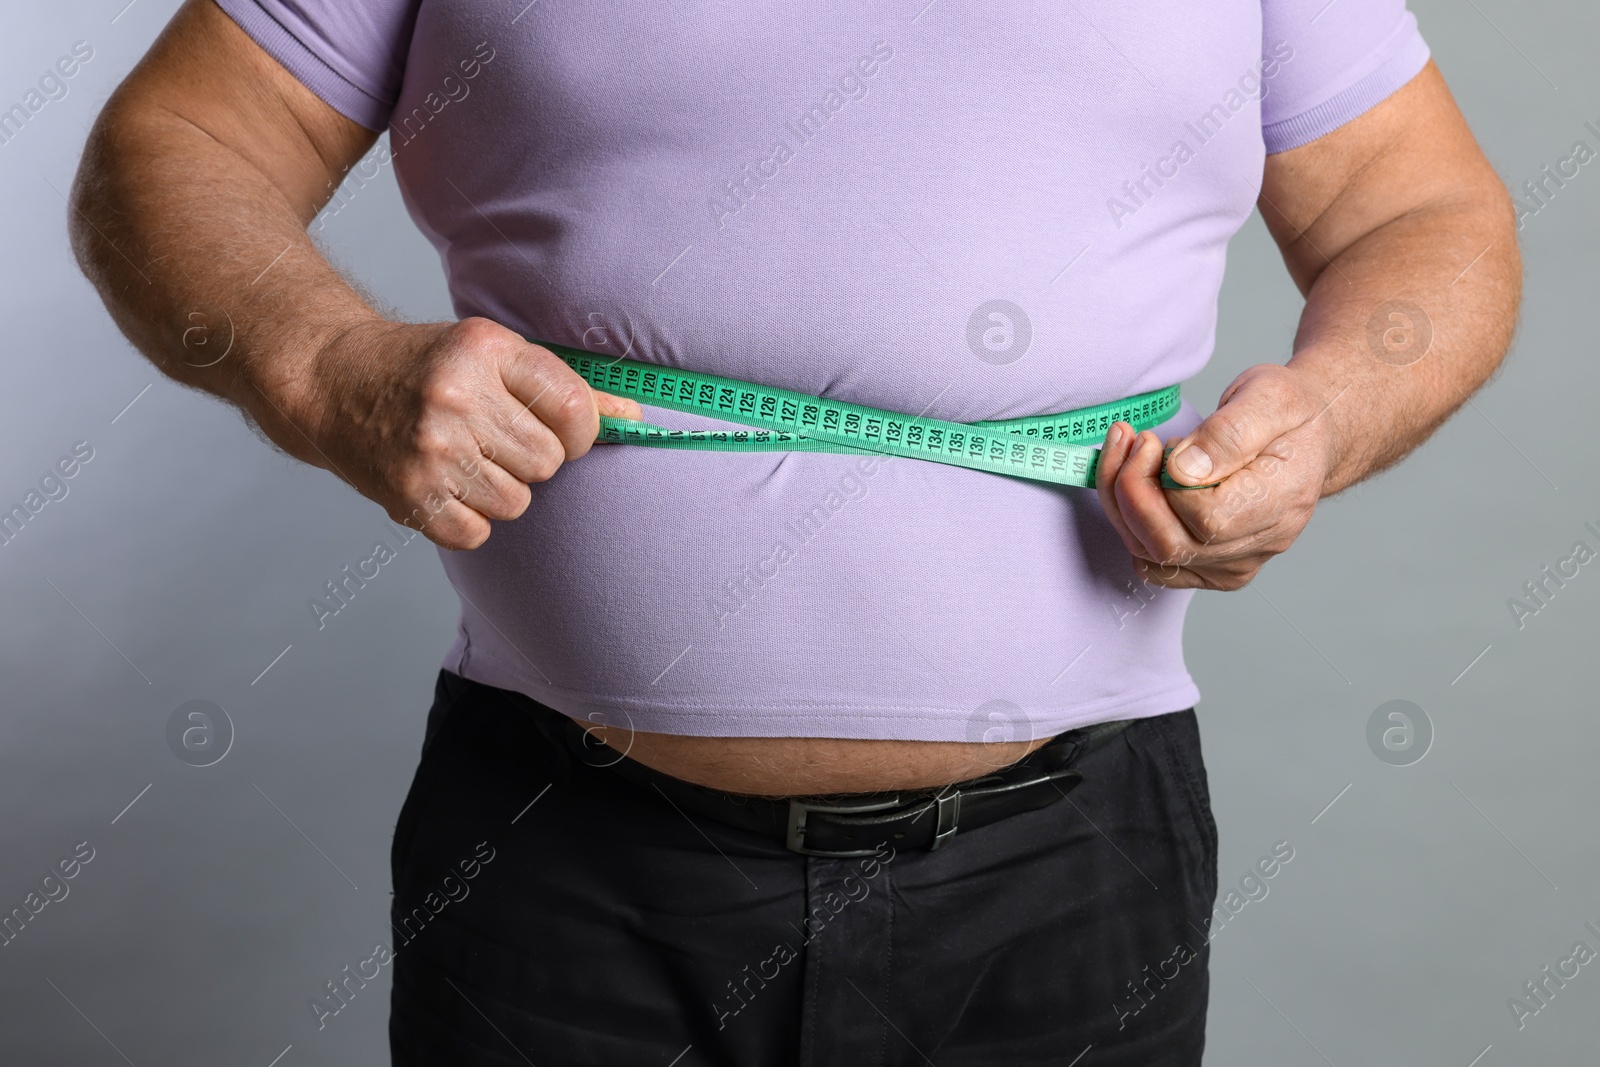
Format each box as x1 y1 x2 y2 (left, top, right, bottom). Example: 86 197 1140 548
68 94 378 467
1280 180 1521 498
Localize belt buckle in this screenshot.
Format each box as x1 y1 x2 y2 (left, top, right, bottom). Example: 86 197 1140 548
785 795 905 858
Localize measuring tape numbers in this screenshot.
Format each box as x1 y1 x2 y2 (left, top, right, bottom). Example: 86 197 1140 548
537 340 1213 490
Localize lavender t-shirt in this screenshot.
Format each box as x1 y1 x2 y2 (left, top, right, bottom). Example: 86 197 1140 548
219 0 1428 741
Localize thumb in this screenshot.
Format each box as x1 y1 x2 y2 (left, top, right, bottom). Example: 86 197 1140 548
1165 370 1301 487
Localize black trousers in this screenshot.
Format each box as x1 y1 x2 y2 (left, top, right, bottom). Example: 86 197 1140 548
388 670 1220 1066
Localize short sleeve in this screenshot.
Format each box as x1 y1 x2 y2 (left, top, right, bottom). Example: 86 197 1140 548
214 0 422 130
1260 0 1431 154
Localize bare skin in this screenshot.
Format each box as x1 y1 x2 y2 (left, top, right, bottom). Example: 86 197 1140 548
1097 64 1521 593
72 3 1517 797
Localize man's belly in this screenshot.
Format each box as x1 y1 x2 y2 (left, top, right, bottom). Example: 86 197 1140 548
576 723 1055 796
437 434 1201 751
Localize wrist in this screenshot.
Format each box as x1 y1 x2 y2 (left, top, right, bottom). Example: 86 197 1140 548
1279 354 1354 498
232 310 387 467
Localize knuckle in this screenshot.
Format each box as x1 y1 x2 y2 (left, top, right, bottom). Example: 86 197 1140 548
500 481 533 517
421 506 489 551
408 476 457 516
1096 468 1114 494
1229 555 1267 587
449 519 492 551
1255 365 1293 396
502 410 550 458
1206 411 1251 457
1187 508 1224 545
457 443 496 484
411 409 459 457
393 466 436 505
1254 362 1294 389
1147 533 1185 564
420 369 472 412
1150 540 1180 566
548 382 596 434
526 447 562 483
450 315 507 351
478 478 530 520
1147 561 1183 585
437 474 468 504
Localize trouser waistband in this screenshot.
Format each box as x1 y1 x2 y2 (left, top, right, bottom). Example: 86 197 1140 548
544 707 1134 858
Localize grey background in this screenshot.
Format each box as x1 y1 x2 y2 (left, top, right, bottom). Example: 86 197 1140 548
1 0 1595 1063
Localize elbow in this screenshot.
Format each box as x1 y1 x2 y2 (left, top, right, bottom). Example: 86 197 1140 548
66 87 152 294
1466 177 1524 382
1481 174 1523 287
65 103 121 287
65 156 98 283
1485 177 1524 331
1438 169 1523 322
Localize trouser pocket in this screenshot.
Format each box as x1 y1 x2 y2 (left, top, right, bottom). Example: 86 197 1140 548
1144 709 1220 899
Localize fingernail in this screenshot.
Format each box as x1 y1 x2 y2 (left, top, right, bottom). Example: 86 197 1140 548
1107 423 1125 449
1172 445 1212 480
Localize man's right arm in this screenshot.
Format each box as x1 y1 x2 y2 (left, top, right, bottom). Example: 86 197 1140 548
70 0 639 548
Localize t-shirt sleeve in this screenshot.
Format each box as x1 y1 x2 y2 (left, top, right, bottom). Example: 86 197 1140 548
1260 0 1431 154
213 0 422 130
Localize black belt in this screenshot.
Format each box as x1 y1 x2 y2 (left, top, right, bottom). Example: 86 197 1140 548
555 712 1134 859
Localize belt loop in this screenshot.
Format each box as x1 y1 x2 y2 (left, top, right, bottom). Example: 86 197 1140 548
929 788 961 850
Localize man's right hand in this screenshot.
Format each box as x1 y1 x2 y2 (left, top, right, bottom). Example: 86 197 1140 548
70 2 646 552
299 316 643 550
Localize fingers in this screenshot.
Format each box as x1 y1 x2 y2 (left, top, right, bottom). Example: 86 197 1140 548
1164 364 1315 487
391 486 494 551
498 337 634 462
596 390 644 421
475 391 570 485
1098 425 1276 591
385 430 526 549
1096 373 1330 592
316 317 647 553
1165 436 1298 548
1114 430 1196 568
1096 421 1144 557
388 321 611 549
417 328 643 546
1137 434 1322 590
1099 422 1206 570
452 438 535 519
1134 557 1207 590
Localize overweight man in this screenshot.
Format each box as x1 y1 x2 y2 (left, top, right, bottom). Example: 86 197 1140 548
71 0 1518 1063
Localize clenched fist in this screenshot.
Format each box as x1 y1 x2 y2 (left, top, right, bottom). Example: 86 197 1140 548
1094 363 1334 591
296 316 641 549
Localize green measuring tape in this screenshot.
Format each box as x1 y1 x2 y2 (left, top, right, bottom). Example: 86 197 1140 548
539 340 1210 490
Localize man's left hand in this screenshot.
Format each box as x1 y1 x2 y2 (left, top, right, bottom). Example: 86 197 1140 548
1094 363 1337 590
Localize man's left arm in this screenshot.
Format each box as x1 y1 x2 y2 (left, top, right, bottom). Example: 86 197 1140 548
1095 60 1522 590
